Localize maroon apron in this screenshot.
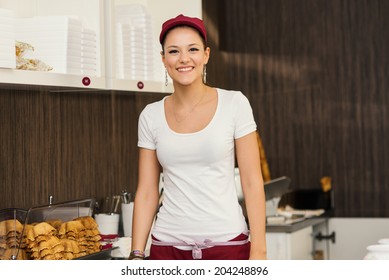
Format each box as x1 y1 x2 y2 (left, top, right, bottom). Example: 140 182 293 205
149 233 250 260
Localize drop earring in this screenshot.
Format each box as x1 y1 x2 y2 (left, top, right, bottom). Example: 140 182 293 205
165 68 168 86
203 65 207 84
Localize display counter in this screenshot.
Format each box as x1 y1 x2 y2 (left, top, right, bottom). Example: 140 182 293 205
265 213 331 260
266 216 328 233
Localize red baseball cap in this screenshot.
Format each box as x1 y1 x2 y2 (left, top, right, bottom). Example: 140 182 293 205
159 14 207 44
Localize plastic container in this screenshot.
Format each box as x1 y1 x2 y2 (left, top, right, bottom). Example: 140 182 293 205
94 213 120 235
121 202 134 237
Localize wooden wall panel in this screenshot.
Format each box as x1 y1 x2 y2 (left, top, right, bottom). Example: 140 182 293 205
203 0 389 217
0 85 162 210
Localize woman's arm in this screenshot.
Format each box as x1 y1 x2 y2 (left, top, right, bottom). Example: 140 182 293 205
235 131 267 260
131 147 161 255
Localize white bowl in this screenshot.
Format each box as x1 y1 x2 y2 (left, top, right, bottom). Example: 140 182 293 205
378 238 389 245
364 244 389 260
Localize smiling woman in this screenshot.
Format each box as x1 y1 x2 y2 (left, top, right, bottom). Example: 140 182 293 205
130 14 267 260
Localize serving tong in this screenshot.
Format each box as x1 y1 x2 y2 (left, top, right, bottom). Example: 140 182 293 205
101 195 121 214
120 189 134 204
95 189 134 215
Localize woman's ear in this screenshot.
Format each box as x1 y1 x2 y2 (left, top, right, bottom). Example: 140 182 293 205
204 47 211 64
161 50 166 64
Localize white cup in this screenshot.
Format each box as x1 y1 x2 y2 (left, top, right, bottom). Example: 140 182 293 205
94 213 120 235
121 202 134 237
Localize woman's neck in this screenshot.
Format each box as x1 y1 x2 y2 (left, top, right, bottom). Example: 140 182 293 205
172 82 209 103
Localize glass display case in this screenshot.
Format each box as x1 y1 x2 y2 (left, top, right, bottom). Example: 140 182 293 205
0 198 116 260
0 208 27 260
24 198 94 225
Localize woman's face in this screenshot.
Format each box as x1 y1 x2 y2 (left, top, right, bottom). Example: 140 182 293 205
162 26 210 87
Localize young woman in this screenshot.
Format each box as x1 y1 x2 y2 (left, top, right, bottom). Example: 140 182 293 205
130 14 267 260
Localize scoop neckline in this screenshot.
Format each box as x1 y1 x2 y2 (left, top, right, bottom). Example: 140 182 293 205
163 88 220 135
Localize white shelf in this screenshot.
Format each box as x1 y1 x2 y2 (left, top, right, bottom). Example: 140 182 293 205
110 78 173 93
0 69 176 93
0 68 105 89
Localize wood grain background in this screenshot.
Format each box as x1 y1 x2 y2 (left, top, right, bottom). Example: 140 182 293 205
203 0 389 217
0 84 163 211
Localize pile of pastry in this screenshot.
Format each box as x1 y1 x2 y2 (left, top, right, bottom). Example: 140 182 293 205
21 216 102 260
0 219 25 260
15 41 53 71
1 216 102 260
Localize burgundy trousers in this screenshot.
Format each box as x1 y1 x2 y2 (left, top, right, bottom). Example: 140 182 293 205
149 233 250 260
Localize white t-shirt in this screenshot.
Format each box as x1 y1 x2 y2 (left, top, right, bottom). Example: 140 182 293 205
138 88 257 246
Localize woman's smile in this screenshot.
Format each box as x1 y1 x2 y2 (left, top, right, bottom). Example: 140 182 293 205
177 66 194 72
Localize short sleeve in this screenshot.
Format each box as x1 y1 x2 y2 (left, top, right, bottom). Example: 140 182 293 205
234 92 257 139
137 106 156 150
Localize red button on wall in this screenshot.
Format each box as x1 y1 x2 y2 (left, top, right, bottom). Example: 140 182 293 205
137 81 144 90
82 77 91 86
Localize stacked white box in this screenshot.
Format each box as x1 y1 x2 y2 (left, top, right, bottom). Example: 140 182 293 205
15 16 86 75
0 8 16 69
81 28 98 76
115 4 156 80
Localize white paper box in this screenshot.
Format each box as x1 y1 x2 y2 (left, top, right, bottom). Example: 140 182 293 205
0 23 14 33
81 45 96 52
42 55 82 63
16 30 81 38
0 8 13 17
15 23 82 33
81 40 96 48
0 60 16 69
0 18 13 25
81 69 97 76
81 57 96 64
15 36 82 47
82 32 96 41
16 16 82 27
81 52 97 59
0 38 14 47
43 59 81 68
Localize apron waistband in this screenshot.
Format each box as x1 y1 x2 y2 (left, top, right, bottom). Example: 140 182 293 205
151 236 249 259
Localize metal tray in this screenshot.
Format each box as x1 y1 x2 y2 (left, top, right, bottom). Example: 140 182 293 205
74 247 119 260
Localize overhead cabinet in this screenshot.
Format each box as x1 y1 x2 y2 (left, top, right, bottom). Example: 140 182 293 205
0 0 105 89
0 0 201 92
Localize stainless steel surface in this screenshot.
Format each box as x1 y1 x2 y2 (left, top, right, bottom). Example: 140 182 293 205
74 247 119 260
112 195 120 213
